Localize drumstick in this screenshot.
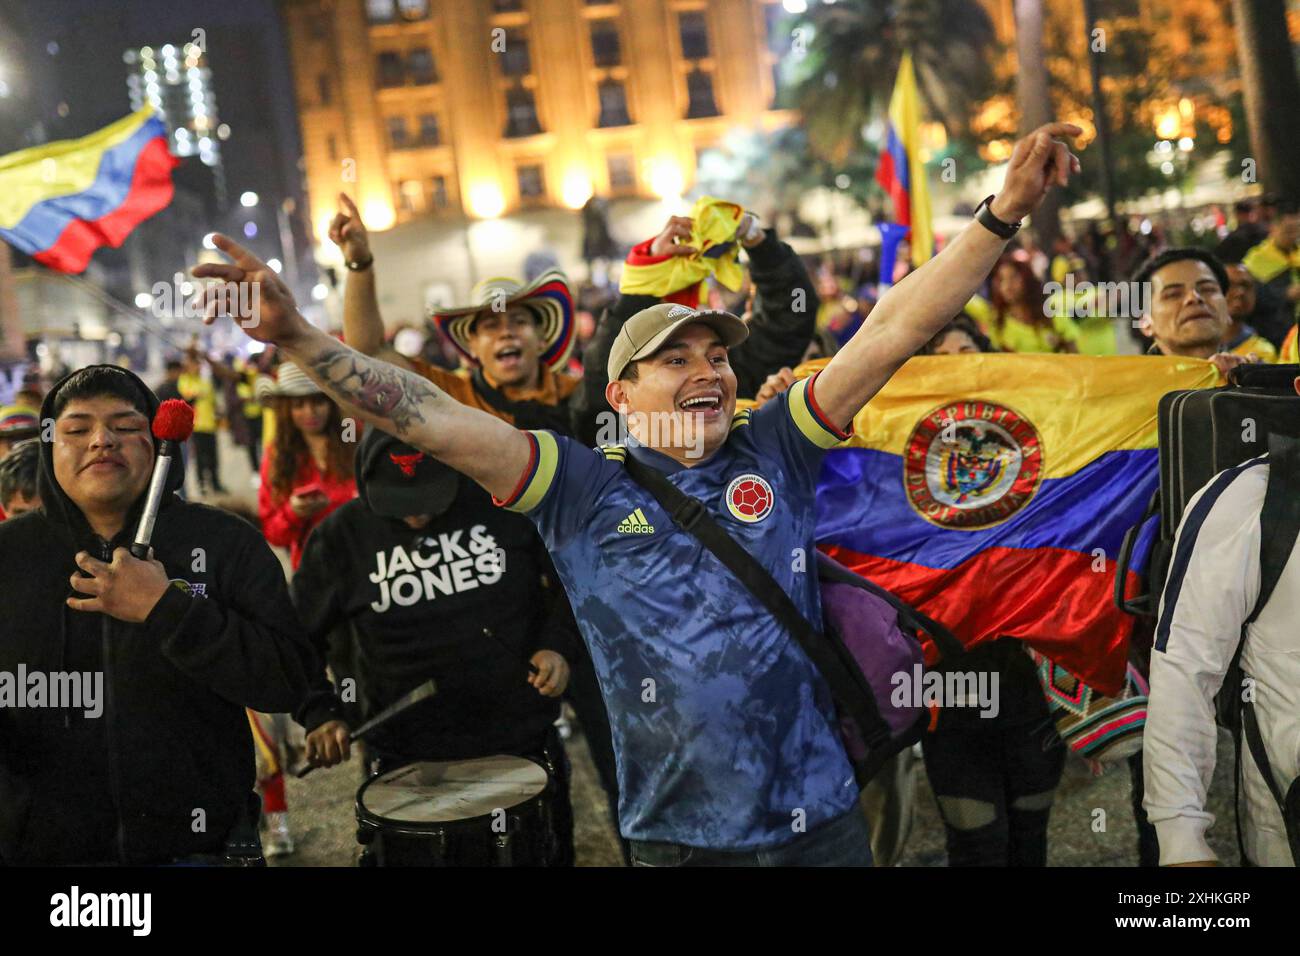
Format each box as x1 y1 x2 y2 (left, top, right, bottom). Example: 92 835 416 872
295 679 437 778
478 625 542 676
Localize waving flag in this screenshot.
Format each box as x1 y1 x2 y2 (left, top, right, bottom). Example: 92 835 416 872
874 51 933 267
0 110 178 274
810 354 1218 693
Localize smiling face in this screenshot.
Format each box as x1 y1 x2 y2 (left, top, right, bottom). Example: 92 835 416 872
605 323 737 464
52 395 154 525
289 394 332 436
1144 258 1230 356
467 306 543 389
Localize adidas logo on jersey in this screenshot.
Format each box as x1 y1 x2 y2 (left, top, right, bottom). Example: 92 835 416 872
617 508 655 534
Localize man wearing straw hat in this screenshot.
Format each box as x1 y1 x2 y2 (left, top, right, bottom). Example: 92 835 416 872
328 193 578 435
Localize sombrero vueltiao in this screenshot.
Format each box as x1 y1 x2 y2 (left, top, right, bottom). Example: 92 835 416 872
429 270 574 371
254 362 324 402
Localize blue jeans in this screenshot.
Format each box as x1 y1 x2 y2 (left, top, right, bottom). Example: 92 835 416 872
629 806 873 867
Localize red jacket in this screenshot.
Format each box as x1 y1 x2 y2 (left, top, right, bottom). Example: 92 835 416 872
258 452 356 569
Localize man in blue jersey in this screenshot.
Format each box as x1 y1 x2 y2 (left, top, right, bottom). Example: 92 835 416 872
193 122 1081 865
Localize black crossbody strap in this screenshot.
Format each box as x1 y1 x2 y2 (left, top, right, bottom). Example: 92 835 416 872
621 454 888 747
1249 434 1300 624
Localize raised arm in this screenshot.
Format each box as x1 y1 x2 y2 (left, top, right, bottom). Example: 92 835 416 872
813 123 1082 428
328 192 386 356
192 236 531 500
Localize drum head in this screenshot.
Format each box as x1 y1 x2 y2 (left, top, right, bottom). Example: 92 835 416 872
359 756 549 824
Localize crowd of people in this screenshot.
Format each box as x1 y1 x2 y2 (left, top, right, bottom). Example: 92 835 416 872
0 119 1297 868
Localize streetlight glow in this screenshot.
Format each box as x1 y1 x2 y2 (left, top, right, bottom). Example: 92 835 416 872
240 191 259 207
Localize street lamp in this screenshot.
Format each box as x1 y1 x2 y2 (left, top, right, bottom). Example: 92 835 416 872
240 191 259 207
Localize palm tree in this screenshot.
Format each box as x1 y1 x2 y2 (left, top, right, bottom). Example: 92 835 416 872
787 0 996 164
1230 0 1300 200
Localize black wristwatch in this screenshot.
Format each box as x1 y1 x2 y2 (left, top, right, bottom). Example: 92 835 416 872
974 195 1022 240
345 254 374 271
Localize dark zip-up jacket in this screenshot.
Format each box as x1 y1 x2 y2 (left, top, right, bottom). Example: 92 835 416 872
0 366 318 865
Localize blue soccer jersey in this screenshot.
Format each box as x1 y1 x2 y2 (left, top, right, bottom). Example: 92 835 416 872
497 374 860 850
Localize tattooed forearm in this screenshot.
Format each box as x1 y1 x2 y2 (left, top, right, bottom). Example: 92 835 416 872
306 341 446 436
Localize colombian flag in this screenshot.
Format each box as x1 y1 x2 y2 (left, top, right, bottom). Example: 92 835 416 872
0 110 178 274
875 52 933 267
811 354 1218 694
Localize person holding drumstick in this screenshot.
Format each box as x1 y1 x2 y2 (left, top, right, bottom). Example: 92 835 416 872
293 427 579 865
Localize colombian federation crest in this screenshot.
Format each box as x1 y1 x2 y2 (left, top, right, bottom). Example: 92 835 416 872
903 401 1042 529
724 473 775 523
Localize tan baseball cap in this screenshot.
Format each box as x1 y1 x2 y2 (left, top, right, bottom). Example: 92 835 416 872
607 302 749 381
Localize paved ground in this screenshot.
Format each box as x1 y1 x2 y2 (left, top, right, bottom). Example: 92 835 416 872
202 432 1241 868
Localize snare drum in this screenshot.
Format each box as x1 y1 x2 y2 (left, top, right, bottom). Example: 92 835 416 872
355 755 554 866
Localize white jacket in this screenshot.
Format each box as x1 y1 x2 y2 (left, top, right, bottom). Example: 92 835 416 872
1144 457 1299 866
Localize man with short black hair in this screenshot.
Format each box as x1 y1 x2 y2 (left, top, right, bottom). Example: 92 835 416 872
1132 248 1254 378
0 365 318 864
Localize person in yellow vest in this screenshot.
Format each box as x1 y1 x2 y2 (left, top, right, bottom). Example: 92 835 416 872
1224 262 1279 362
178 350 227 495
1242 200 1300 326
234 360 264 472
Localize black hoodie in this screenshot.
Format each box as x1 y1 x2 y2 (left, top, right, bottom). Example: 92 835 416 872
0 366 318 865
292 463 580 762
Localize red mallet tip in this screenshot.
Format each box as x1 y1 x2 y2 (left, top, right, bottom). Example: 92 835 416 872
154 399 195 442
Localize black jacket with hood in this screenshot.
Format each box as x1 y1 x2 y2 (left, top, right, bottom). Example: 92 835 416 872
0 366 318 865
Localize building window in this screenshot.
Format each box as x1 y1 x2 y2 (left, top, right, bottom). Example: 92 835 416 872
387 116 409 149
517 163 545 201
429 175 449 210
377 51 404 88
366 0 396 24
501 32 531 77
596 81 631 127
679 11 710 60
504 87 542 138
327 133 338 161
417 114 440 146
685 70 719 118
397 0 429 20
493 0 523 12
590 20 621 67
607 153 635 192
316 73 332 106
408 48 437 85
398 179 423 213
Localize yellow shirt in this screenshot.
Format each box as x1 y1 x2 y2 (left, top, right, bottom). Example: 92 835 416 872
1228 331 1278 363
969 294 1080 354
1242 238 1300 286
177 373 217 433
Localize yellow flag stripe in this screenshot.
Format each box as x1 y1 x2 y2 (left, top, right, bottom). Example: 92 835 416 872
0 109 155 229
795 354 1219 480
